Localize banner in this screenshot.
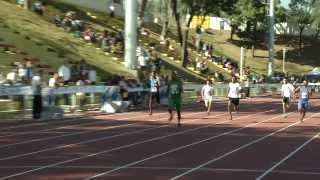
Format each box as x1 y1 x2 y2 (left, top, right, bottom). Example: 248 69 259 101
0 86 119 96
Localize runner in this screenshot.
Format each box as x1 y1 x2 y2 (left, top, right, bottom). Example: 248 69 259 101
295 80 311 122
167 71 183 127
149 71 160 115
201 79 214 115
227 76 241 120
280 78 294 118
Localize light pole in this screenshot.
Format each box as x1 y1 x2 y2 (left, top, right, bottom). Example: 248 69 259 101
282 47 286 73
124 0 138 70
240 47 245 80
267 0 275 77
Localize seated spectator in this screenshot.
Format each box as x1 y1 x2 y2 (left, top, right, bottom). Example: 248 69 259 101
48 73 59 88
138 54 147 70
79 59 87 76
81 28 94 42
0 73 5 85
7 69 18 84
58 62 71 85
118 76 129 101
26 60 33 82
54 14 62 27
196 58 201 71
88 69 97 85
200 61 208 74
151 54 162 73
32 1 45 15
18 63 27 82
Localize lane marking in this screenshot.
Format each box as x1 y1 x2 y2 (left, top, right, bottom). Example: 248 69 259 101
0 110 165 138
84 111 285 179
0 108 274 180
0 106 205 149
256 132 320 180
0 102 257 148
0 166 320 176
170 112 320 180
0 110 142 131
0 111 226 161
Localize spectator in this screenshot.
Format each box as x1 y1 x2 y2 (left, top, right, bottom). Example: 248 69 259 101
138 53 147 70
31 71 42 119
79 59 87 77
48 73 59 106
200 61 208 74
31 1 44 15
54 14 62 27
88 69 97 85
48 73 59 88
58 62 71 85
0 73 5 85
26 60 33 82
109 4 115 17
6 69 18 84
18 63 27 82
118 76 129 101
195 25 202 50
81 28 94 42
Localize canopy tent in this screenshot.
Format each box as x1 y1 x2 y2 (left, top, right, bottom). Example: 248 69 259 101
306 68 320 76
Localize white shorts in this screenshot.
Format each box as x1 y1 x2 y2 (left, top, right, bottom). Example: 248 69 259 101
204 97 213 107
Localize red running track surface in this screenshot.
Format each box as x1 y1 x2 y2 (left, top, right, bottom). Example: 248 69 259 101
0 97 319 180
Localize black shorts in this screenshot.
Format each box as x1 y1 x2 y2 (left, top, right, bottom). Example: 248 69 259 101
150 92 160 104
282 97 290 105
229 98 240 106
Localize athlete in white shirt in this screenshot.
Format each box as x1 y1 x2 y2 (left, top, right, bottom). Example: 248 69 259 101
201 79 214 115
227 76 241 120
295 80 311 122
149 71 161 115
280 78 294 118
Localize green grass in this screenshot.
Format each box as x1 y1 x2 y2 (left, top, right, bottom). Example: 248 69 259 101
0 0 135 81
0 0 211 83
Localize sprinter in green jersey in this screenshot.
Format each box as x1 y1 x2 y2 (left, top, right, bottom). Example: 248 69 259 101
167 71 183 127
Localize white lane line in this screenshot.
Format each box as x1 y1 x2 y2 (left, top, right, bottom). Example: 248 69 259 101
0 106 205 149
0 110 139 131
0 102 205 138
170 113 320 180
256 132 320 180
83 111 284 179
0 110 160 138
1 166 320 177
0 109 274 180
0 111 224 161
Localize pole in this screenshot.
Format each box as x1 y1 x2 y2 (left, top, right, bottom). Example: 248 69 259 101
24 0 28 9
282 47 286 73
240 47 244 80
124 0 137 69
267 0 274 77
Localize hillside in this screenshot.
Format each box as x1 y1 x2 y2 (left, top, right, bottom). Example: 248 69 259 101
0 0 207 83
199 30 315 76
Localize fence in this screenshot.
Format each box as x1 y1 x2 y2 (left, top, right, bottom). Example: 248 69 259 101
0 83 318 119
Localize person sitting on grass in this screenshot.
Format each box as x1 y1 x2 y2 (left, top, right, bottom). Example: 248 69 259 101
31 1 45 16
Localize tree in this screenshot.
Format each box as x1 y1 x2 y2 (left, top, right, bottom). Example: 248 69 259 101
311 0 320 39
171 0 184 44
175 0 221 67
288 0 314 55
156 0 172 40
138 0 149 28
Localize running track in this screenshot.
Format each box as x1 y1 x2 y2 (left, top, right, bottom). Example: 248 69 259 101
0 97 319 180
